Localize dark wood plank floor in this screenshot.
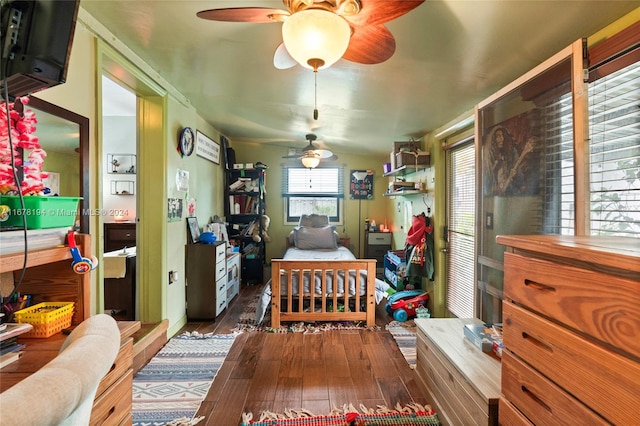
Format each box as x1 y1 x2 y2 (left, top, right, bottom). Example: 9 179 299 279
176 283 427 425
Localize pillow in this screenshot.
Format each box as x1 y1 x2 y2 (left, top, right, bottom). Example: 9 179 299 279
298 214 330 228
293 225 338 250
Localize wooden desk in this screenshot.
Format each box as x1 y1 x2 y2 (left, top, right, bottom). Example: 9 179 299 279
1 321 140 425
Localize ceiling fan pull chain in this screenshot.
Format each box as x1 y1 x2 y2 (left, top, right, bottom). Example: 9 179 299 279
313 70 319 120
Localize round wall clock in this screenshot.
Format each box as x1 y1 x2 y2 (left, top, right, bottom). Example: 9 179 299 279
179 127 195 157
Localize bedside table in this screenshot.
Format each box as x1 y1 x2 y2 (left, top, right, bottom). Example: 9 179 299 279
364 231 391 276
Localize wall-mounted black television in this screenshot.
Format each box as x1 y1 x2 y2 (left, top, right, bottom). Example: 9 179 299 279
0 0 80 99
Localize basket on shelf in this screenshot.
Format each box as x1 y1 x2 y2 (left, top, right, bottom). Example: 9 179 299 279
13 302 75 338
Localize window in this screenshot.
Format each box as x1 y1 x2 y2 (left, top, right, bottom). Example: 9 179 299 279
588 60 640 237
446 137 475 319
282 166 344 224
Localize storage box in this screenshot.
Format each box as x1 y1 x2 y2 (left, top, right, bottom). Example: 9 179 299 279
394 140 421 153
395 151 430 167
0 196 81 229
383 162 392 174
233 163 254 170
463 323 502 354
13 302 75 338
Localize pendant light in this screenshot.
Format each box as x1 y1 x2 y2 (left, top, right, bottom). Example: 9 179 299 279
282 9 351 71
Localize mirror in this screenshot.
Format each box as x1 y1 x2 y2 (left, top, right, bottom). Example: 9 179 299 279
28 97 89 234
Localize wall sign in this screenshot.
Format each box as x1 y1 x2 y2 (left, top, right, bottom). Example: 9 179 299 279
196 130 220 164
350 169 374 199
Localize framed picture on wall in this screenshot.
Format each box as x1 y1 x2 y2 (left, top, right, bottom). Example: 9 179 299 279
186 216 200 244
350 169 374 199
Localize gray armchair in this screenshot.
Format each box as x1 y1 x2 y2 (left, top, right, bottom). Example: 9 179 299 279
0 314 121 425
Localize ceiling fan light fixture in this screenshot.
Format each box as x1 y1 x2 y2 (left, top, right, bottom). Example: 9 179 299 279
282 9 351 70
301 152 321 168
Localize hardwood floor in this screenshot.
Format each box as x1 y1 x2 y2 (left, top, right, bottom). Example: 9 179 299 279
176 283 427 425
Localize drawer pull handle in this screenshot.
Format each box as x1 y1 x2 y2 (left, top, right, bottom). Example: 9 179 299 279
524 279 556 292
521 385 551 412
522 332 553 352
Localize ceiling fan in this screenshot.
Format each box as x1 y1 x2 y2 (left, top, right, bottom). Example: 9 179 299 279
282 133 338 168
197 0 425 70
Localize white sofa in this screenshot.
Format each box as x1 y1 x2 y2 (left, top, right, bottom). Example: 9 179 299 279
0 314 121 425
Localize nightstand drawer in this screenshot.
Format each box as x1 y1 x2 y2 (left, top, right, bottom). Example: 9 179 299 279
367 245 389 259
367 232 392 245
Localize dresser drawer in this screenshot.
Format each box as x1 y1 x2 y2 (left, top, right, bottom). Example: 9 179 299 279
108 228 136 242
416 329 496 425
367 232 392 245
504 252 640 358
502 350 606 425
91 368 133 426
216 259 226 278
498 397 532 426
367 245 389 259
215 242 226 259
96 337 133 397
503 301 640 426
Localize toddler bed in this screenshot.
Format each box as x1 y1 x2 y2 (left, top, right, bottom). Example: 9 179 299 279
255 215 390 327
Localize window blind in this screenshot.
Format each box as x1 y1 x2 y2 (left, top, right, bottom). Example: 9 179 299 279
446 139 475 319
540 86 575 235
589 60 640 237
282 166 344 197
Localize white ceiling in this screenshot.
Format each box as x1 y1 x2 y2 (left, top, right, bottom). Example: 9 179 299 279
81 0 639 156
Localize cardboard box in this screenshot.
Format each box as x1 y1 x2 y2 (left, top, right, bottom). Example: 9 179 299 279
395 151 430 167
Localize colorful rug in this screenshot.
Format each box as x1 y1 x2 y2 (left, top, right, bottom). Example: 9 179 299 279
386 320 417 369
131 332 237 426
241 403 441 425
234 290 378 333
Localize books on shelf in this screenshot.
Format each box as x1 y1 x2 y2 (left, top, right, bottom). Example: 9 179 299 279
463 323 503 358
0 323 33 342
228 194 259 215
0 349 24 368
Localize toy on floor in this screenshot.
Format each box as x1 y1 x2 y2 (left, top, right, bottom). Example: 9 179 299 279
385 289 429 322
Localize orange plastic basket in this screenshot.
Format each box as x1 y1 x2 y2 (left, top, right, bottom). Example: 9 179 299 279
13 302 75 338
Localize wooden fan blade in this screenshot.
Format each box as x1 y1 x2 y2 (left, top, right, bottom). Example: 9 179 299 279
197 7 289 23
343 25 395 65
274 43 297 69
345 0 424 27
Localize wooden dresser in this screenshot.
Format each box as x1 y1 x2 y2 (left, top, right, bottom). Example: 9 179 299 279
91 320 139 425
185 242 227 320
104 222 136 252
496 235 640 425
414 318 502 426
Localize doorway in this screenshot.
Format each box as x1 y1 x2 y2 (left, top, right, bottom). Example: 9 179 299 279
98 44 167 322
101 75 138 320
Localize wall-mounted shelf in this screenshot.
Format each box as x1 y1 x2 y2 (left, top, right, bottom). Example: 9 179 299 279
111 180 135 195
107 153 136 174
383 164 428 177
383 189 428 197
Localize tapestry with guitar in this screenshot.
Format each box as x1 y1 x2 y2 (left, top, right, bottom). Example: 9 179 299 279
482 110 542 197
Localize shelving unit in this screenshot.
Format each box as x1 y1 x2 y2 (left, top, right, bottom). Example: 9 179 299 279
383 164 429 177
225 167 266 284
383 189 428 197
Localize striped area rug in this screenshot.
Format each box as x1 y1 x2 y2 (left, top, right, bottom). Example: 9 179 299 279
131 332 237 426
386 320 417 368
